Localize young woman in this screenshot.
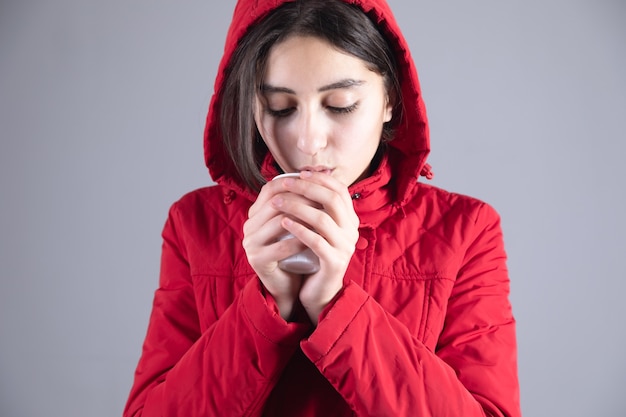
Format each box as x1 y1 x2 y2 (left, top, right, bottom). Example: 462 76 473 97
124 1 521 416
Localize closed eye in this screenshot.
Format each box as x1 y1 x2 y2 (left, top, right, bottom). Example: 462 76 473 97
328 103 358 114
265 103 359 117
266 107 295 118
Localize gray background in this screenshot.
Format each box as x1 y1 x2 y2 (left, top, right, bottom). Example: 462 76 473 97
1 0 624 416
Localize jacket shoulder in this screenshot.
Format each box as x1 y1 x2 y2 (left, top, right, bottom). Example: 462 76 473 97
397 183 503 263
411 183 501 225
162 186 253 276
170 185 250 221
173 184 232 208
166 186 251 246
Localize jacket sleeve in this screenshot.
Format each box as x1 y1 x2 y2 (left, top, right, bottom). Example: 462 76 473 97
300 202 521 417
124 202 310 417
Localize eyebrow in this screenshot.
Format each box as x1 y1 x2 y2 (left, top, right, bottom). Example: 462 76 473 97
260 79 365 94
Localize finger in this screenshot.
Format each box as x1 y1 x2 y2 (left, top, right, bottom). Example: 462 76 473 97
243 212 286 251
280 174 357 229
247 178 287 218
247 180 303 235
245 235 308 274
280 217 331 259
280 206 355 262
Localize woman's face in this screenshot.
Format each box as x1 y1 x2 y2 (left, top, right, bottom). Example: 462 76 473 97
255 35 393 187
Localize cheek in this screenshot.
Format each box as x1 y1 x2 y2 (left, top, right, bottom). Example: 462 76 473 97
255 116 297 168
338 114 384 148
257 115 295 142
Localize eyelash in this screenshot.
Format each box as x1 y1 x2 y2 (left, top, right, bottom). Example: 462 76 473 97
266 108 294 118
266 103 359 118
329 103 358 114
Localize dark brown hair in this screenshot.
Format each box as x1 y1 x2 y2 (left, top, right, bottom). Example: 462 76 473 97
220 0 402 192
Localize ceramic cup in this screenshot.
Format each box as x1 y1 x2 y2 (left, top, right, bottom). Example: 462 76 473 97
272 173 321 274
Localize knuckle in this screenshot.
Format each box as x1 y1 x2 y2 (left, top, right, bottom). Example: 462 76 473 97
308 233 325 252
328 192 342 208
312 210 328 229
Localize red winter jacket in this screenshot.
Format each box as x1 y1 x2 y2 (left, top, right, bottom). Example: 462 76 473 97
124 0 521 416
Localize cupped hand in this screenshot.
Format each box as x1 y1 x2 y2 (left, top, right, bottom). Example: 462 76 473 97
242 177 310 320
271 171 360 325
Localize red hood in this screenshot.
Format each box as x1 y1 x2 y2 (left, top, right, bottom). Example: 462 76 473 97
203 0 431 205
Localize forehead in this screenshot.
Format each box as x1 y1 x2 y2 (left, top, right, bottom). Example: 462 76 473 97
263 35 377 88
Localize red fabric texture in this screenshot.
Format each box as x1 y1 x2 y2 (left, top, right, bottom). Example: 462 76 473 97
124 0 521 416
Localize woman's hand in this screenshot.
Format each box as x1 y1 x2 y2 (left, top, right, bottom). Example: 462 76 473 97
270 171 360 325
243 177 309 320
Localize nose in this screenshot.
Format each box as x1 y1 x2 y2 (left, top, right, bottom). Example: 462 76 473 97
296 109 326 156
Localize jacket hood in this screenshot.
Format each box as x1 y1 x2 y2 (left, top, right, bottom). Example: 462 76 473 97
203 0 431 205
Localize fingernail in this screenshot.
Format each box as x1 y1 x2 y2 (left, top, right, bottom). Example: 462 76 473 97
301 170 313 178
272 196 284 207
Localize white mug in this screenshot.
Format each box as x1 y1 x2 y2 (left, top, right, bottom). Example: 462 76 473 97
272 173 321 274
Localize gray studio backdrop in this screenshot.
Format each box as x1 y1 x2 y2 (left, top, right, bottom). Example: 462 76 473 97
1 0 624 416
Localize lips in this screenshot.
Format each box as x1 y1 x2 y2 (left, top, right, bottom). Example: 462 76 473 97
299 166 334 175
